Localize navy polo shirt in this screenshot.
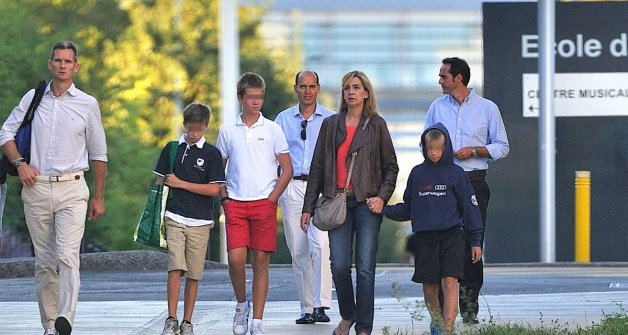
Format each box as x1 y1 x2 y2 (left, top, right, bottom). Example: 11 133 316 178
154 137 225 221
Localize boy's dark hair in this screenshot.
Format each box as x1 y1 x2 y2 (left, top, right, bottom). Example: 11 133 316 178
237 72 265 97
442 57 470 86
183 103 211 125
51 40 78 61
425 128 445 143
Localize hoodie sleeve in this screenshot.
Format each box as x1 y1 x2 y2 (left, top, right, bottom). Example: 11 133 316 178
458 173 483 247
383 172 413 221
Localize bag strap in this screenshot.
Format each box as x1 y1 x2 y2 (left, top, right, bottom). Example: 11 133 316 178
343 152 357 190
168 141 178 174
343 118 370 191
166 141 178 199
23 81 47 125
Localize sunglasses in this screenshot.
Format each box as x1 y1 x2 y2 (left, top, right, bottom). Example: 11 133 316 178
301 120 308 140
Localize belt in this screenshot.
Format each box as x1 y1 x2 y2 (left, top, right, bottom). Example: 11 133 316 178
293 175 308 181
36 171 84 182
465 169 487 182
336 188 354 196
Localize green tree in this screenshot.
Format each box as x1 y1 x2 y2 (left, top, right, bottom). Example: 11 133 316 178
0 0 296 253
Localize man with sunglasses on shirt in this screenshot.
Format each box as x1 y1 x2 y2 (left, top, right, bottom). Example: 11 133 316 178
274 70 334 325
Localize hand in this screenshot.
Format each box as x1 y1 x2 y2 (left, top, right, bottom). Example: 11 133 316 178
471 246 482 263
366 197 384 214
300 213 312 233
267 193 279 204
88 197 105 221
454 147 473 160
164 173 183 189
17 163 39 187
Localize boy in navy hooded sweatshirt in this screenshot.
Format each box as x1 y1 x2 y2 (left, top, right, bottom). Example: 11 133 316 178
383 122 483 335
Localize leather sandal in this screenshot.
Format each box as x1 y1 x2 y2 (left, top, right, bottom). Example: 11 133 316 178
331 319 354 335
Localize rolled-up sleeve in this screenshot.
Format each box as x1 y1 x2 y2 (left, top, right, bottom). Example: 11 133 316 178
86 98 108 162
0 90 34 146
486 105 509 162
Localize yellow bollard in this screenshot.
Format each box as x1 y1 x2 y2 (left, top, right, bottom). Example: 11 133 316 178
574 171 591 262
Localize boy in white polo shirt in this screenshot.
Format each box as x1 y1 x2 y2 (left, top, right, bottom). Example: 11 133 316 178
217 72 293 335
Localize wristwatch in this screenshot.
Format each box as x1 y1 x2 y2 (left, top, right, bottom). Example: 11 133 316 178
471 148 478 158
12 157 26 168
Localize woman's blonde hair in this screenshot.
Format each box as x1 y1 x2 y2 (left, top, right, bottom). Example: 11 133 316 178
338 70 378 118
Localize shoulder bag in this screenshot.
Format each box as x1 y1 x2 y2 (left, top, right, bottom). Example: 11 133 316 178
312 118 369 231
0 80 47 182
133 141 178 249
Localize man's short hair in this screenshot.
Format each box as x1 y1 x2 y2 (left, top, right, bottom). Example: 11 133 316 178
51 40 78 61
237 72 265 97
183 103 211 125
442 57 470 86
294 70 320 85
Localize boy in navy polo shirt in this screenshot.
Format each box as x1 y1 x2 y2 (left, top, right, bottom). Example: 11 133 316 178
381 123 483 335
154 103 225 335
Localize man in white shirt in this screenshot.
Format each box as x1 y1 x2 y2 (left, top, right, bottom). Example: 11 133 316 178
274 70 334 324
0 40 107 335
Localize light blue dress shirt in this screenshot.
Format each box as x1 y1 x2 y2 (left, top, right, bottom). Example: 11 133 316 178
275 103 334 176
425 88 509 171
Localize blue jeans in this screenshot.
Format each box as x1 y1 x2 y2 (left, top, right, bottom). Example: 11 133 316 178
328 195 382 334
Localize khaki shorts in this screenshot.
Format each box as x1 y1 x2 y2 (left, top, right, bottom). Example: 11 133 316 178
165 217 211 280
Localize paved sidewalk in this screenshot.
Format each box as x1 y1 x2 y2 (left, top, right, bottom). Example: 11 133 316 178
2 291 627 334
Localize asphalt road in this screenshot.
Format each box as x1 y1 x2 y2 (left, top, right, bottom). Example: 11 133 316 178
2 265 627 302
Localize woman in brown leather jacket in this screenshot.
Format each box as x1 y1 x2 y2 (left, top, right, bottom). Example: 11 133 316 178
300 71 398 335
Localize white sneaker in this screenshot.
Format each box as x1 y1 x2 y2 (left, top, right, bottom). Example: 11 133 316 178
233 300 250 335
43 329 56 335
160 317 179 335
179 321 194 335
250 320 264 335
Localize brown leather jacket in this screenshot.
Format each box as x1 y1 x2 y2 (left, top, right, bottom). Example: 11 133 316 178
302 113 398 214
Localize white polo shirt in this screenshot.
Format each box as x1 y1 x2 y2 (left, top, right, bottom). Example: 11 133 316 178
216 113 289 201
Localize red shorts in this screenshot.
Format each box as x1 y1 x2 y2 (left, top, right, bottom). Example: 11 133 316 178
223 198 278 252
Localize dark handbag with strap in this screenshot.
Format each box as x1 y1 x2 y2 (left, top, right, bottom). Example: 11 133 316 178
0 81 47 183
133 141 178 249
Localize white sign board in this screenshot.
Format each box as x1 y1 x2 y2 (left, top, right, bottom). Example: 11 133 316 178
522 72 628 117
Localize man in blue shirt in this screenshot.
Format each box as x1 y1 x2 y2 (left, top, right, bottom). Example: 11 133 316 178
424 57 509 324
275 70 334 325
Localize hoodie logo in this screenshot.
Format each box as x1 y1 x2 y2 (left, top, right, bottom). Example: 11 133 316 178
434 184 447 191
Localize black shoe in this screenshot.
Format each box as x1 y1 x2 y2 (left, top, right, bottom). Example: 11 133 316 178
313 307 330 323
295 313 315 324
55 316 72 335
462 314 479 324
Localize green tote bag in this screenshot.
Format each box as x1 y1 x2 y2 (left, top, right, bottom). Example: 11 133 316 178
133 141 177 249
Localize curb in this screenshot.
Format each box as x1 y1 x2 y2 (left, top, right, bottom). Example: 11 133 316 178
0 250 227 279
2 251 626 279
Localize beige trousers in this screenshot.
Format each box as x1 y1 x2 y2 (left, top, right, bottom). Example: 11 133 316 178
278 179 333 314
22 174 88 329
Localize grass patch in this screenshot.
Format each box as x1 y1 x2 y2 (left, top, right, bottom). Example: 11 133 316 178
385 282 627 335
383 311 628 334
